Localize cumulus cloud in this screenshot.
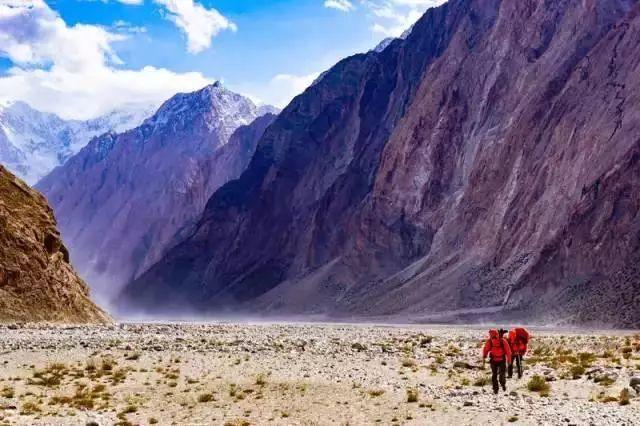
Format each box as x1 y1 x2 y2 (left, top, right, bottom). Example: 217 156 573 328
324 0 355 12
0 0 211 119
330 0 445 38
155 0 237 54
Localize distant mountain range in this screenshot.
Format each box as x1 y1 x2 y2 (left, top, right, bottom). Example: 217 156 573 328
0 101 157 184
118 0 640 328
37 83 278 305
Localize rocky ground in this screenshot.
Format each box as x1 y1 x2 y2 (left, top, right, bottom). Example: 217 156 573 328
0 323 638 425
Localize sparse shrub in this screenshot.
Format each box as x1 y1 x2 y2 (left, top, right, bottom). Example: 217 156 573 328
149 418 158 424
577 352 596 367
594 375 616 387
420 336 433 346
30 363 67 387
527 375 550 394
224 420 250 426
351 342 366 352
368 389 385 397
120 404 137 415
125 352 141 361
619 388 631 406
406 388 419 403
473 376 490 387
20 401 41 415
570 365 585 379
255 374 267 386
600 350 614 359
0 386 14 398
402 358 417 368
197 393 215 403
453 361 473 370
101 357 116 372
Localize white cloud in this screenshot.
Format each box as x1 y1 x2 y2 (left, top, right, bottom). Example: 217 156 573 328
78 0 145 5
154 0 237 54
344 0 446 38
236 72 320 109
324 0 355 12
112 20 147 33
0 0 211 119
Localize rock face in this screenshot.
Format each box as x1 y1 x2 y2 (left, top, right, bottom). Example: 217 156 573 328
0 166 109 323
0 100 156 184
122 0 640 327
37 84 276 305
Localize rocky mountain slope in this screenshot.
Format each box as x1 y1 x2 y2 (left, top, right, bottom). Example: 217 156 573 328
37 84 276 305
0 100 155 184
121 0 640 327
0 166 109 324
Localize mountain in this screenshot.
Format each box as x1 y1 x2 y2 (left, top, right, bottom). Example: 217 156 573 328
37 83 277 306
372 26 414 53
0 100 156 184
0 166 109 324
121 0 640 328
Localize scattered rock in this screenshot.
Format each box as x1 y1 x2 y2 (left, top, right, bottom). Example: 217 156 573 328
351 343 366 352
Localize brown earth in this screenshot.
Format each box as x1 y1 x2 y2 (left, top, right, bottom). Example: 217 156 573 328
0 166 109 324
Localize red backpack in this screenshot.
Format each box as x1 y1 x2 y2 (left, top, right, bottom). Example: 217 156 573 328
514 328 530 345
488 331 507 361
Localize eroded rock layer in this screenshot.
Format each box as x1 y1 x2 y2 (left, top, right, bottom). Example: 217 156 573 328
122 0 640 327
0 166 110 324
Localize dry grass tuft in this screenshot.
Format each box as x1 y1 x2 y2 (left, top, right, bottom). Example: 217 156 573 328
527 375 551 396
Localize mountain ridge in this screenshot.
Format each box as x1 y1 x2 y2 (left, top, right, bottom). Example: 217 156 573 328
38 83 278 305
0 100 156 184
121 0 640 327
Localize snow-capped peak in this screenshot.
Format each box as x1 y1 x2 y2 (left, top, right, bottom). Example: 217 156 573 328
0 100 157 184
143 83 277 145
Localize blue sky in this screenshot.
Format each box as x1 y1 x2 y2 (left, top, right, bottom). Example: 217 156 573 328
0 0 444 119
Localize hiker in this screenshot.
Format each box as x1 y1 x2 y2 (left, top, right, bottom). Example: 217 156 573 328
508 327 530 379
482 329 512 394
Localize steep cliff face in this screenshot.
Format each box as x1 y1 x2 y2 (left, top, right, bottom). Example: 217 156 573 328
37 84 276 305
122 0 640 327
0 166 109 324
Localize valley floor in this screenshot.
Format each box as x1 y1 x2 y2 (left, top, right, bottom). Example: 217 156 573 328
0 323 639 425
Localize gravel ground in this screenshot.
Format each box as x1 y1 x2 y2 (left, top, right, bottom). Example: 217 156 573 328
0 322 639 425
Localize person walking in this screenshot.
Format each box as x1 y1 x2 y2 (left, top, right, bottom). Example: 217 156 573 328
508 328 530 379
482 329 512 394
